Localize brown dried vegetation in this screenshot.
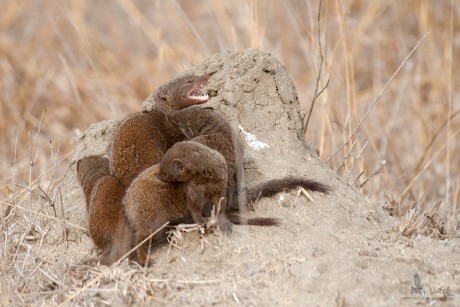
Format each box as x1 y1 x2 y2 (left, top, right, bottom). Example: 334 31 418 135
0 1 458 305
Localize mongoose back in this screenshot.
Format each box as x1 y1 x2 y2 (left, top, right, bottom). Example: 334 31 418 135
123 141 230 265
76 156 131 265
166 106 330 212
110 74 209 188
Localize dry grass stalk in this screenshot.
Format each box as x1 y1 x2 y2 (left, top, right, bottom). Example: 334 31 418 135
326 32 432 164
166 197 223 247
58 221 170 306
304 0 330 135
0 1 459 304
398 200 447 239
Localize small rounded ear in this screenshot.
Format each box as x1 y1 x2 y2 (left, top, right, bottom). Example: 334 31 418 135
172 159 185 174
159 92 168 100
155 84 169 101
158 86 169 101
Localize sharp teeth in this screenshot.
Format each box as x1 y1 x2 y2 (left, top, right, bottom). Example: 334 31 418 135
190 93 209 99
189 84 208 100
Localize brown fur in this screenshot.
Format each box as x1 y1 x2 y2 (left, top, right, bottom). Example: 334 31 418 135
110 74 209 188
166 106 246 212
76 155 110 210
76 156 131 265
123 141 230 265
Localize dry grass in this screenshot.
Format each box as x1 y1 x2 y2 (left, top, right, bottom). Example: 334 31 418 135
0 0 459 304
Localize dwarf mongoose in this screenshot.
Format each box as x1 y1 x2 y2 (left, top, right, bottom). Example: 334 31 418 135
76 156 131 265
166 106 330 211
123 141 230 265
166 106 246 212
110 73 209 188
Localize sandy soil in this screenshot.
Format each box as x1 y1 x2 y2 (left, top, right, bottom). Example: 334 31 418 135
3 49 458 306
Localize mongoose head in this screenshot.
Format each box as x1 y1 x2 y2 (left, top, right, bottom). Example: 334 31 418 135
157 141 227 183
157 142 204 182
156 74 209 110
157 156 192 182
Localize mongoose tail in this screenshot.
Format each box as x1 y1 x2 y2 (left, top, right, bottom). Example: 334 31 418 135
227 213 280 226
246 177 330 203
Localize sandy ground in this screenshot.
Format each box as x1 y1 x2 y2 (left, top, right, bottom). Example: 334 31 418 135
3 49 458 306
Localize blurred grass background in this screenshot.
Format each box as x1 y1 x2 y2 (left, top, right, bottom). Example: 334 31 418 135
0 0 458 236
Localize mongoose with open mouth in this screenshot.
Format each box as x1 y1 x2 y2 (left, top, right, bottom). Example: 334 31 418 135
110 73 209 188
77 74 210 265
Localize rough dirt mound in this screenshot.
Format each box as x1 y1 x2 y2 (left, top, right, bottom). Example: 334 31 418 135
43 49 459 305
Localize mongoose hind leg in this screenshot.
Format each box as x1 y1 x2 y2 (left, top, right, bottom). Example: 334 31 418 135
133 229 165 266
134 236 151 266
99 216 132 265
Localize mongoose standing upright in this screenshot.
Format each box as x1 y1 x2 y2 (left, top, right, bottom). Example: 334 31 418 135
110 73 209 188
123 141 230 265
166 106 330 212
76 156 131 265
